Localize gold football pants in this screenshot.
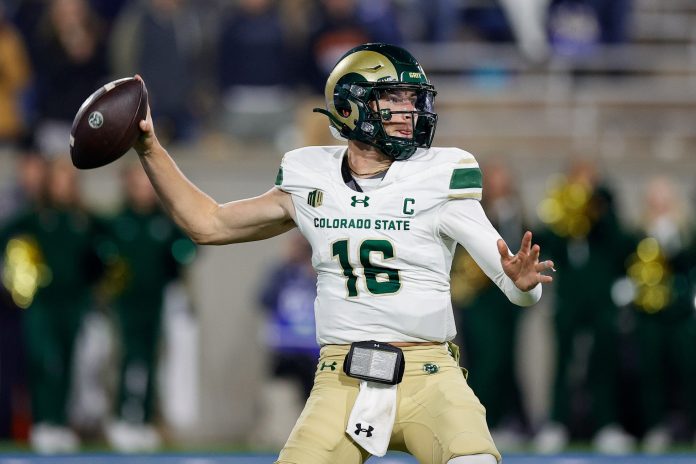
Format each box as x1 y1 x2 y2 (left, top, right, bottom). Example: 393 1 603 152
276 343 500 464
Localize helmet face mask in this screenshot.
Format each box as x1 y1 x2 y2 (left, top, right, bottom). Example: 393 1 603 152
361 85 437 159
315 44 438 160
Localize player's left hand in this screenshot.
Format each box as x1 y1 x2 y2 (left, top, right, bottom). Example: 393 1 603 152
497 231 554 292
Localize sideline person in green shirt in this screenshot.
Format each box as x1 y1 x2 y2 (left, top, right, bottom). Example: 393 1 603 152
101 163 195 452
1 156 102 453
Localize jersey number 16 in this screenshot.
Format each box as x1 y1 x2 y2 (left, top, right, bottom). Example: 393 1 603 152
332 239 401 297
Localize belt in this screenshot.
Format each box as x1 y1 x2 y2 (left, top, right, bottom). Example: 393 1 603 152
389 341 442 347
326 341 442 348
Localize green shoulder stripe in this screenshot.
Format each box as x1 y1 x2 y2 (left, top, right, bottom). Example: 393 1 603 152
274 166 283 186
449 167 482 190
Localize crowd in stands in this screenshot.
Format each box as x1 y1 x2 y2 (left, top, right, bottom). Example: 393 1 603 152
0 0 634 151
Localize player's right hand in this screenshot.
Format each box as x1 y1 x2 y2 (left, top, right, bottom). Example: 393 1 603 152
133 75 159 157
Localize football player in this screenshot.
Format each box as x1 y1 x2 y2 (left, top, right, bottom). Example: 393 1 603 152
133 43 554 464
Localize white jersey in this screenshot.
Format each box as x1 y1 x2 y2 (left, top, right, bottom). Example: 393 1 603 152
276 146 540 345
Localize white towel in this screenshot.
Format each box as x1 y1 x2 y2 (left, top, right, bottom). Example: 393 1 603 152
346 381 397 456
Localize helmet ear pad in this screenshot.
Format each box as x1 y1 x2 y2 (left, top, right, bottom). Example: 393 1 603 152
333 73 368 121
333 83 389 149
333 85 353 119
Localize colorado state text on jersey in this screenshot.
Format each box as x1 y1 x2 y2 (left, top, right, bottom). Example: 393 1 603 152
313 217 411 230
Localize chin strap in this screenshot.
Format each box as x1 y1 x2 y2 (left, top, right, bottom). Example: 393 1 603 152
313 108 352 138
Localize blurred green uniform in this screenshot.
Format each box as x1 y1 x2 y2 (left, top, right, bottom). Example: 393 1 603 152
451 195 527 430
101 205 195 424
631 236 696 434
538 186 634 433
0 206 101 426
453 263 524 429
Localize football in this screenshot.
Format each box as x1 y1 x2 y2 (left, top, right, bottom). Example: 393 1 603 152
70 77 148 169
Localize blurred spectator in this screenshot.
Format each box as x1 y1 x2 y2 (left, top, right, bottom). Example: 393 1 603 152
0 147 46 442
101 163 196 452
0 156 103 453
533 160 636 454
215 0 296 141
402 0 551 60
627 177 696 452
460 4 514 43
0 4 32 144
396 0 459 42
579 0 632 44
259 230 319 399
298 0 380 146
6 0 46 58
217 0 293 90
303 0 377 94
31 0 109 156
451 161 530 451
0 142 46 220
499 0 551 62
254 231 318 448
88 0 133 32
548 0 632 57
355 0 402 45
110 0 203 143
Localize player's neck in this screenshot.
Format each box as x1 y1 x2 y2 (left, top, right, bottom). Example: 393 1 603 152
346 141 393 178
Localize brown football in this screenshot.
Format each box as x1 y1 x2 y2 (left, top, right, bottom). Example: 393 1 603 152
70 77 148 169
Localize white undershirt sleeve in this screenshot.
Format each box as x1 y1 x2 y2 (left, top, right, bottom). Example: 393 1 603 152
438 199 541 307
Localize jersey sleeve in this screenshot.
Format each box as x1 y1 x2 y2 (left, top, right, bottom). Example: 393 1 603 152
273 148 315 195
446 155 483 201
274 154 289 191
438 199 541 307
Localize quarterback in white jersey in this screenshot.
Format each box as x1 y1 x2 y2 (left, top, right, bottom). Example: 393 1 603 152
132 43 553 464
278 145 540 346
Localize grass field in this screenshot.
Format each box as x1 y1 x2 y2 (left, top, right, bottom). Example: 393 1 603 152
1 453 696 464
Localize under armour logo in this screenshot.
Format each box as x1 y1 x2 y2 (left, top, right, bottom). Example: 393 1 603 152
320 361 337 371
350 195 370 207
354 423 374 437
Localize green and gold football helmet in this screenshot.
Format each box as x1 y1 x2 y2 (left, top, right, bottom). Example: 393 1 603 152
314 43 437 160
